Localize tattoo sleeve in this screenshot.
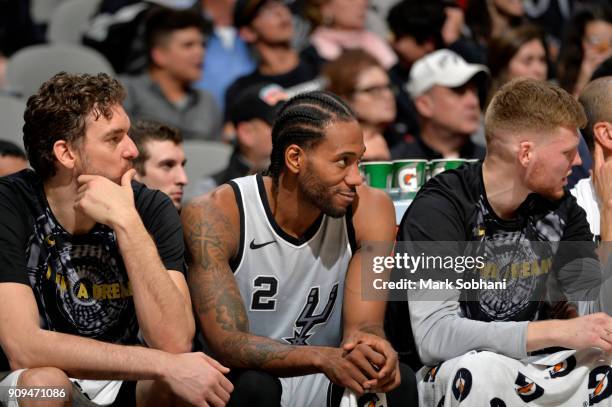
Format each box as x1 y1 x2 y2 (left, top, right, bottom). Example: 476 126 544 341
182 198 298 369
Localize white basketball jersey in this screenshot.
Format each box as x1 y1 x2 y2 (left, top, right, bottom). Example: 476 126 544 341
229 174 355 347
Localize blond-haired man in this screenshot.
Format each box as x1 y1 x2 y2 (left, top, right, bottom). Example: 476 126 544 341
398 78 612 406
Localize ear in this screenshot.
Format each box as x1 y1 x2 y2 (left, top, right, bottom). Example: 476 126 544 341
151 46 166 67
284 144 304 175
236 121 255 148
593 122 612 152
414 94 434 118
53 140 77 171
239 26 257 43
517 140 534 168
422 39 436 53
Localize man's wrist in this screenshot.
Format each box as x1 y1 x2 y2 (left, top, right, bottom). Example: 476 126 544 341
343 327 385 345
600 205 612 240
310 346 335 372
526 320 559 352
600 195 612 210
152 351 173 382
358 326 385 338
110 209 143 234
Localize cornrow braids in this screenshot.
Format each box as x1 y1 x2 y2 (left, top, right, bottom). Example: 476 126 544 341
267 91 356 185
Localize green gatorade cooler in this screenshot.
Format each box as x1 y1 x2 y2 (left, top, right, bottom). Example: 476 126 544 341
359 161 393 189
428 158 467 179
392 159 427 196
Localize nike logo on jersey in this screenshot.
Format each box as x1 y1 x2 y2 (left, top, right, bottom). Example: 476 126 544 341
249 239 276 250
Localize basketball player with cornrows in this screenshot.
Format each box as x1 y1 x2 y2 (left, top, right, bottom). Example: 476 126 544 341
182 91 417 406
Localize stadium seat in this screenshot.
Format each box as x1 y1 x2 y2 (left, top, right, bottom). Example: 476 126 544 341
0 95 27 148
5 44 114 98
182 139 233 189
47 0 102 44
183 139 233 179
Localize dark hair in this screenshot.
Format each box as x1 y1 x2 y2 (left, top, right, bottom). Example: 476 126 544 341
323 49 382 98
488 25 548 79
557 4 612 94
145 6 210 65
386 0 445 48
23 72 126 180
267 91 356 184
303 0 327 29
130 120 183 175
465 0 524 46
487 25 549 102
0 140 26 159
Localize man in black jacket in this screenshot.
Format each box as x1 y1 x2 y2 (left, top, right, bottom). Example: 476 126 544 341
187 83 287 200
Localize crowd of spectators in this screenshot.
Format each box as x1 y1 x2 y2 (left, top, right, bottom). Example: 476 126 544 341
2 0 608 191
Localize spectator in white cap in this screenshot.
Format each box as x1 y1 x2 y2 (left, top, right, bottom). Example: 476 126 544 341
391 49 489 160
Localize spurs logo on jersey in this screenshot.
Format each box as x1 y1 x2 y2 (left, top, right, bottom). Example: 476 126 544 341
284 284 339 345
230 175 354 347
589 366 612 405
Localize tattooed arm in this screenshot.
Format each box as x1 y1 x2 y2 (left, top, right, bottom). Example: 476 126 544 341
341 185 400 392
181 185 375 393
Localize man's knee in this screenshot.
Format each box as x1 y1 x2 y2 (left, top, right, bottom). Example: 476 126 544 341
228 370 281 407
137 379 184 407
429 351 517 394
15 368 72 407
17 367 72 392
453 351 516 380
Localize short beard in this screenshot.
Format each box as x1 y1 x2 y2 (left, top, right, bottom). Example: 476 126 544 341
298 168 346 218
75 149 126 185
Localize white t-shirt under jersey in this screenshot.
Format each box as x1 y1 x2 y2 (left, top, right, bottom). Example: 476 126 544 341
570 177 600 239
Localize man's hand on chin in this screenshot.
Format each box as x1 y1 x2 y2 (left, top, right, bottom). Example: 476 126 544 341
74 169 139 228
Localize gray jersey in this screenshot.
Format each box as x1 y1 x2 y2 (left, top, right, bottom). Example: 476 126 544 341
229 174 355 347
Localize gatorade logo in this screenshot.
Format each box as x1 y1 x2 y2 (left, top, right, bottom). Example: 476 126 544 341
398 167 418 192
589 366 612 405
549 355 576 378
514 373 544 402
